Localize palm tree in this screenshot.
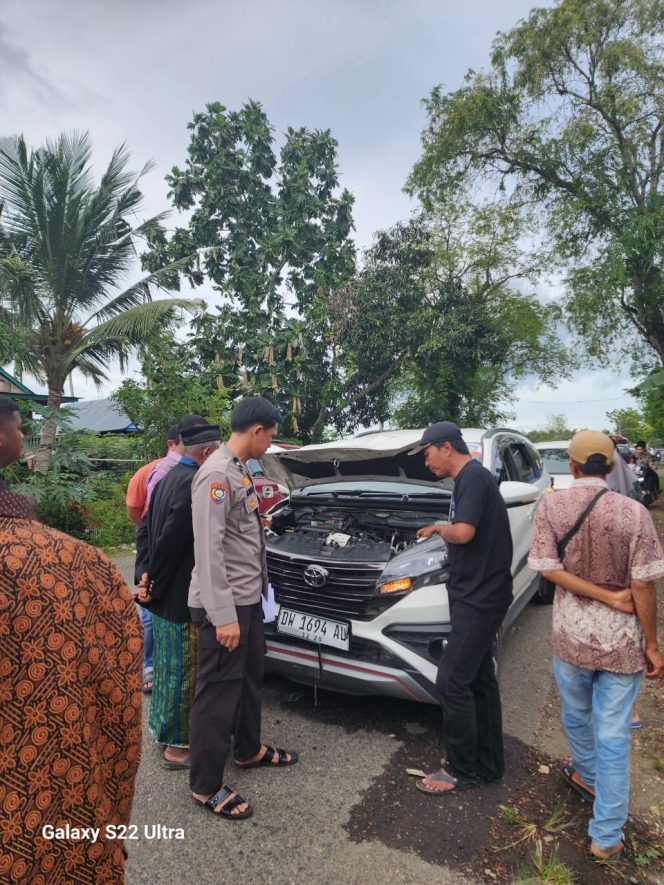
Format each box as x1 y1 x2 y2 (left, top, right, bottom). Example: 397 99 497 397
0 132 197 469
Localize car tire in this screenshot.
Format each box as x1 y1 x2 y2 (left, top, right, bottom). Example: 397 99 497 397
533 576 555 605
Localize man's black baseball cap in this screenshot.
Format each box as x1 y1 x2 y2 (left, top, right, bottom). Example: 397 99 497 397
407 421 464 455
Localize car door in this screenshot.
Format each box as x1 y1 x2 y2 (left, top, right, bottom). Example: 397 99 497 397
502 438 547 599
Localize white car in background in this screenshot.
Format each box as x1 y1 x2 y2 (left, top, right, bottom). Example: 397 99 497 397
534 440 574 490
261 427 550 704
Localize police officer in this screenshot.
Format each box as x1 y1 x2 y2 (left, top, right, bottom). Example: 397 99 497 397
188 397 299 820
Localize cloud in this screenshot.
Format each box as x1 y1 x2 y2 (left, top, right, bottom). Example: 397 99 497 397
0 24 63 108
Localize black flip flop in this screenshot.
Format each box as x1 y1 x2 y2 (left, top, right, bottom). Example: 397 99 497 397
235 746 299 769
194 785 253 820
561 762 595 803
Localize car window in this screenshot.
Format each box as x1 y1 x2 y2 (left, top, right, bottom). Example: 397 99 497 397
247 458 266 477
537 448 571 475
491 439 510 483
506 442 540 484
525 443 544 480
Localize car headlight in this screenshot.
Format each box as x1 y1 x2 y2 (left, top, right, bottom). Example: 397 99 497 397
377 535 448 594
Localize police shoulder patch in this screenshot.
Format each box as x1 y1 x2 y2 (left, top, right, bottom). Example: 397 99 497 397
210 481 230 504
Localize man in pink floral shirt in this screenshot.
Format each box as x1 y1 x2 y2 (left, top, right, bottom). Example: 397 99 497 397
529 430 664 862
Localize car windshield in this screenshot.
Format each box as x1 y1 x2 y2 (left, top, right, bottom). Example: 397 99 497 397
293 480 451 499
538 449 571 475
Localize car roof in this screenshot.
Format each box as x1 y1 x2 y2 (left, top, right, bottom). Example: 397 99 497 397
534 440 570 450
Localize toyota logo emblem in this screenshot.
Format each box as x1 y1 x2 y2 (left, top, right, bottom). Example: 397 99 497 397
303 565 329 588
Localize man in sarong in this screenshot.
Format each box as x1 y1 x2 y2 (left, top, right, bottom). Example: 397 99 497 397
136 423 221 769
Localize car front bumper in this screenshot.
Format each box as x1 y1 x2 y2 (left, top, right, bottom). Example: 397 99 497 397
263 615 451 704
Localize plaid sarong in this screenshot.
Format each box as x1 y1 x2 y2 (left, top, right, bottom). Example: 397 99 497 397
149 614 197 747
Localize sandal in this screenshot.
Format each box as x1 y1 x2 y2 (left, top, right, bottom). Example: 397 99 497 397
416 768 480 796
235 746 299 769
162 755 190 770
193 785 253 820
591 840 624 862
561 762 595 803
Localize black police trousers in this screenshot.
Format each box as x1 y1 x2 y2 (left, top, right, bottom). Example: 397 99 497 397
188 602 264 795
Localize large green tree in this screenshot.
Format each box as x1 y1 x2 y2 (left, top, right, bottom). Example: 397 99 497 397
144 101 356 439
112 335 231 459
408 0 664 371
336 204 568 429
0 133 196 469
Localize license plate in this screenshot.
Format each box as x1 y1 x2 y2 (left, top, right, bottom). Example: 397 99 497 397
275 607 350 651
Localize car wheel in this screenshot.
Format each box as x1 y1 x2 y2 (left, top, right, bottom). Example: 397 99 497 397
533 576 555 605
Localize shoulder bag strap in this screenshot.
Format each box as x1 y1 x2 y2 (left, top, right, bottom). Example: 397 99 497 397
557 488 610 563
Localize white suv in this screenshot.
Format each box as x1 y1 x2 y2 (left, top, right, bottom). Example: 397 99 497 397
262 427 549 704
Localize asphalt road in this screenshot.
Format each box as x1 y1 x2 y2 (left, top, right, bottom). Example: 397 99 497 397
113 555 554 885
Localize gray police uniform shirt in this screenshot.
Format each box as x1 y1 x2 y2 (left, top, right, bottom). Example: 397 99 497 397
188 443 268 626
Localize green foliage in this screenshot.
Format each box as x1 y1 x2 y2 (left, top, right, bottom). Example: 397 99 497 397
111 335 231 459
349 207 570 429
642 386 664 445
84 477 136 548
75 432 144 478
606 406 651 441
408 0 664 373
143 100 357 440
0 132 198 469
527 415 578 443
12 425 95 538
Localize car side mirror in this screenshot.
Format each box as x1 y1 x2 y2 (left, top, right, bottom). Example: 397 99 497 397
499 481 539 506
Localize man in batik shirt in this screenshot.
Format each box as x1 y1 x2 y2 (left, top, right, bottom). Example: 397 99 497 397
0 397 142 884
529 430 664 862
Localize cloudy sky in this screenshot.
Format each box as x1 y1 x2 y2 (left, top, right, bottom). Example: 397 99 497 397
1 0 639 431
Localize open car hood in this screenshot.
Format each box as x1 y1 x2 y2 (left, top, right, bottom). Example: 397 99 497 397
262 430 453 490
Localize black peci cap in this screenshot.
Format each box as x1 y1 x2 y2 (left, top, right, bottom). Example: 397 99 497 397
407 421 464 455
180 424 221 446
166 423 180 442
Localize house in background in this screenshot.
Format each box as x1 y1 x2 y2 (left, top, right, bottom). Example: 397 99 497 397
0 367 80 455
0 367 78 408
66 398 138 434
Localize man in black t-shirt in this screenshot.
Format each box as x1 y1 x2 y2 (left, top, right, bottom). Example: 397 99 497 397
409 421 512 795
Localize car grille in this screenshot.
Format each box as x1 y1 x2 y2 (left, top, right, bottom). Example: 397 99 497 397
267 550 384 620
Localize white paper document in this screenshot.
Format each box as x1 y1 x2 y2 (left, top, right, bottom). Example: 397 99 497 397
262 583 276 623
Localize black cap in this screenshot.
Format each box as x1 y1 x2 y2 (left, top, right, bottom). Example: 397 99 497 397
180 424 221 446
407 421 464 455
166 423 180 442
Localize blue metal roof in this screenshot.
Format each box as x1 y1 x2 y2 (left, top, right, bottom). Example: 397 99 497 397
66 398 138 433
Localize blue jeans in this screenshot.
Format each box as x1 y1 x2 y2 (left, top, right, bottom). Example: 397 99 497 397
553 655 642 849
139 604 153 677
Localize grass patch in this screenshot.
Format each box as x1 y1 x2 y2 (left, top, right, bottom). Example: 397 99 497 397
512 840 576 884
499 801 574 850
649 753 664 773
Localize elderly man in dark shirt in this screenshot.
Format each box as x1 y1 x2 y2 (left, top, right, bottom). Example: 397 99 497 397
409 421 513 796
136 423 221 769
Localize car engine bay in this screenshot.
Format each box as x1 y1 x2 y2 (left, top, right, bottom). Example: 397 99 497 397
268 501 449 563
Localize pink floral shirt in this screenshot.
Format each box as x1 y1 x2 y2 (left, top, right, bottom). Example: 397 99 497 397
529 478 664 673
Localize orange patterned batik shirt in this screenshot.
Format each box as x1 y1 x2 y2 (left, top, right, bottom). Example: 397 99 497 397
0 490 143 884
